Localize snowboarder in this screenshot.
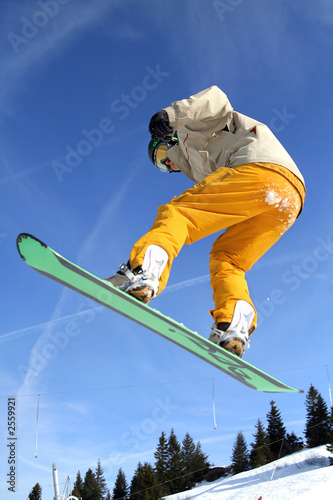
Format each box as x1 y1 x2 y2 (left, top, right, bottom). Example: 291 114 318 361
106 86 305 357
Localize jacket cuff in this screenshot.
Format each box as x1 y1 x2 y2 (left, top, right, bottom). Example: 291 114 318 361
163 106 177 129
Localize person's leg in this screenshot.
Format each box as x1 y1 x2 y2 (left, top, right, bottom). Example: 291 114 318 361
129 165 282 295
209 172 302 331
117 165 302 314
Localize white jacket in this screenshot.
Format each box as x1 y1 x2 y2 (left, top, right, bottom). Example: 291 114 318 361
164 86 304 186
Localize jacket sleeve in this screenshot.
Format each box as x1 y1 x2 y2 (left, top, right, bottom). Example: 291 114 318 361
164 85 233 131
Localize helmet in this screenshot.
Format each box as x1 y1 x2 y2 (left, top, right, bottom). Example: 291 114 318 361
148 136 178 173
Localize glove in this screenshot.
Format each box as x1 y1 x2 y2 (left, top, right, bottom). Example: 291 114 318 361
149 110 173 138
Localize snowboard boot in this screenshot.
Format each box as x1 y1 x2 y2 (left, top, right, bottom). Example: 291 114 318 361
209 300 255 357
105 245 168 304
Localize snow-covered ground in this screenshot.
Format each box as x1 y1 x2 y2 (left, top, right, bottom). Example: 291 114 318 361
165 445 333 500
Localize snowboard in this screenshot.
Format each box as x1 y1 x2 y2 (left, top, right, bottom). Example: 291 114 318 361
17 233 302 393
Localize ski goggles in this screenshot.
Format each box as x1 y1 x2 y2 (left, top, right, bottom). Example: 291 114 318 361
148 136 178 173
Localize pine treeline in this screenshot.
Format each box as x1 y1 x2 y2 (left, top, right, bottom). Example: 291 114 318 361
231 405 286 474
71 459 108 500
68 429 210 500
128 429 211 498
129 462 161 499
230 385 333 474
230 401 305 473
28 384 333 499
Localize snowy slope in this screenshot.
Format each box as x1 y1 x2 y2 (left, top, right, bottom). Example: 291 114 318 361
165 446 333 500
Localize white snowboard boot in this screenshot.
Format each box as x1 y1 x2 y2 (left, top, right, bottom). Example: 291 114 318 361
209 300 255 357
105 245 168 304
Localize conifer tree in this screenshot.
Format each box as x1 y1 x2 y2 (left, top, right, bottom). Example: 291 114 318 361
191 441 211 484
180 432 196 490
95 459 108 498
181 432 196 472
305 384 330 448
249 418 270 468
181 433 210 489
266 401 287 460
130 462 161 500
154 430 169 495
112 468 129 500
165 428 186 494
81 468 102 500
284 432 304 454
28 483 42 500
72 471 84 498
154 431 168 478
230 431 249 474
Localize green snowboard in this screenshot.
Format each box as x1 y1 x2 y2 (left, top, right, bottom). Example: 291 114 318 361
17 233 302 393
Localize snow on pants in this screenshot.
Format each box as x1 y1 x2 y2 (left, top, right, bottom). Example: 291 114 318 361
129 163 305 331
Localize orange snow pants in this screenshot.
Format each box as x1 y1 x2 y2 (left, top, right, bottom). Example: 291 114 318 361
129 163 305 331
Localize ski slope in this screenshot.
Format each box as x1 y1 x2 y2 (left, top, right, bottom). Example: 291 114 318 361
165 445 333 500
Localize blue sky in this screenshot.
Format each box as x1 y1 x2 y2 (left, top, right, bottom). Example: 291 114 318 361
1 0 333 497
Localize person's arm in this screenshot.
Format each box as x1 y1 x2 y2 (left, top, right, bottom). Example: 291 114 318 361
165 85 233 131
149 86 233 137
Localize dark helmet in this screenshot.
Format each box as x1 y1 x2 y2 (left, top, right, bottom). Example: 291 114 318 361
148 136 179 173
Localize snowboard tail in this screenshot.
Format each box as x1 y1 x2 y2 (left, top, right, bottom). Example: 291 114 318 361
17 233 303 393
